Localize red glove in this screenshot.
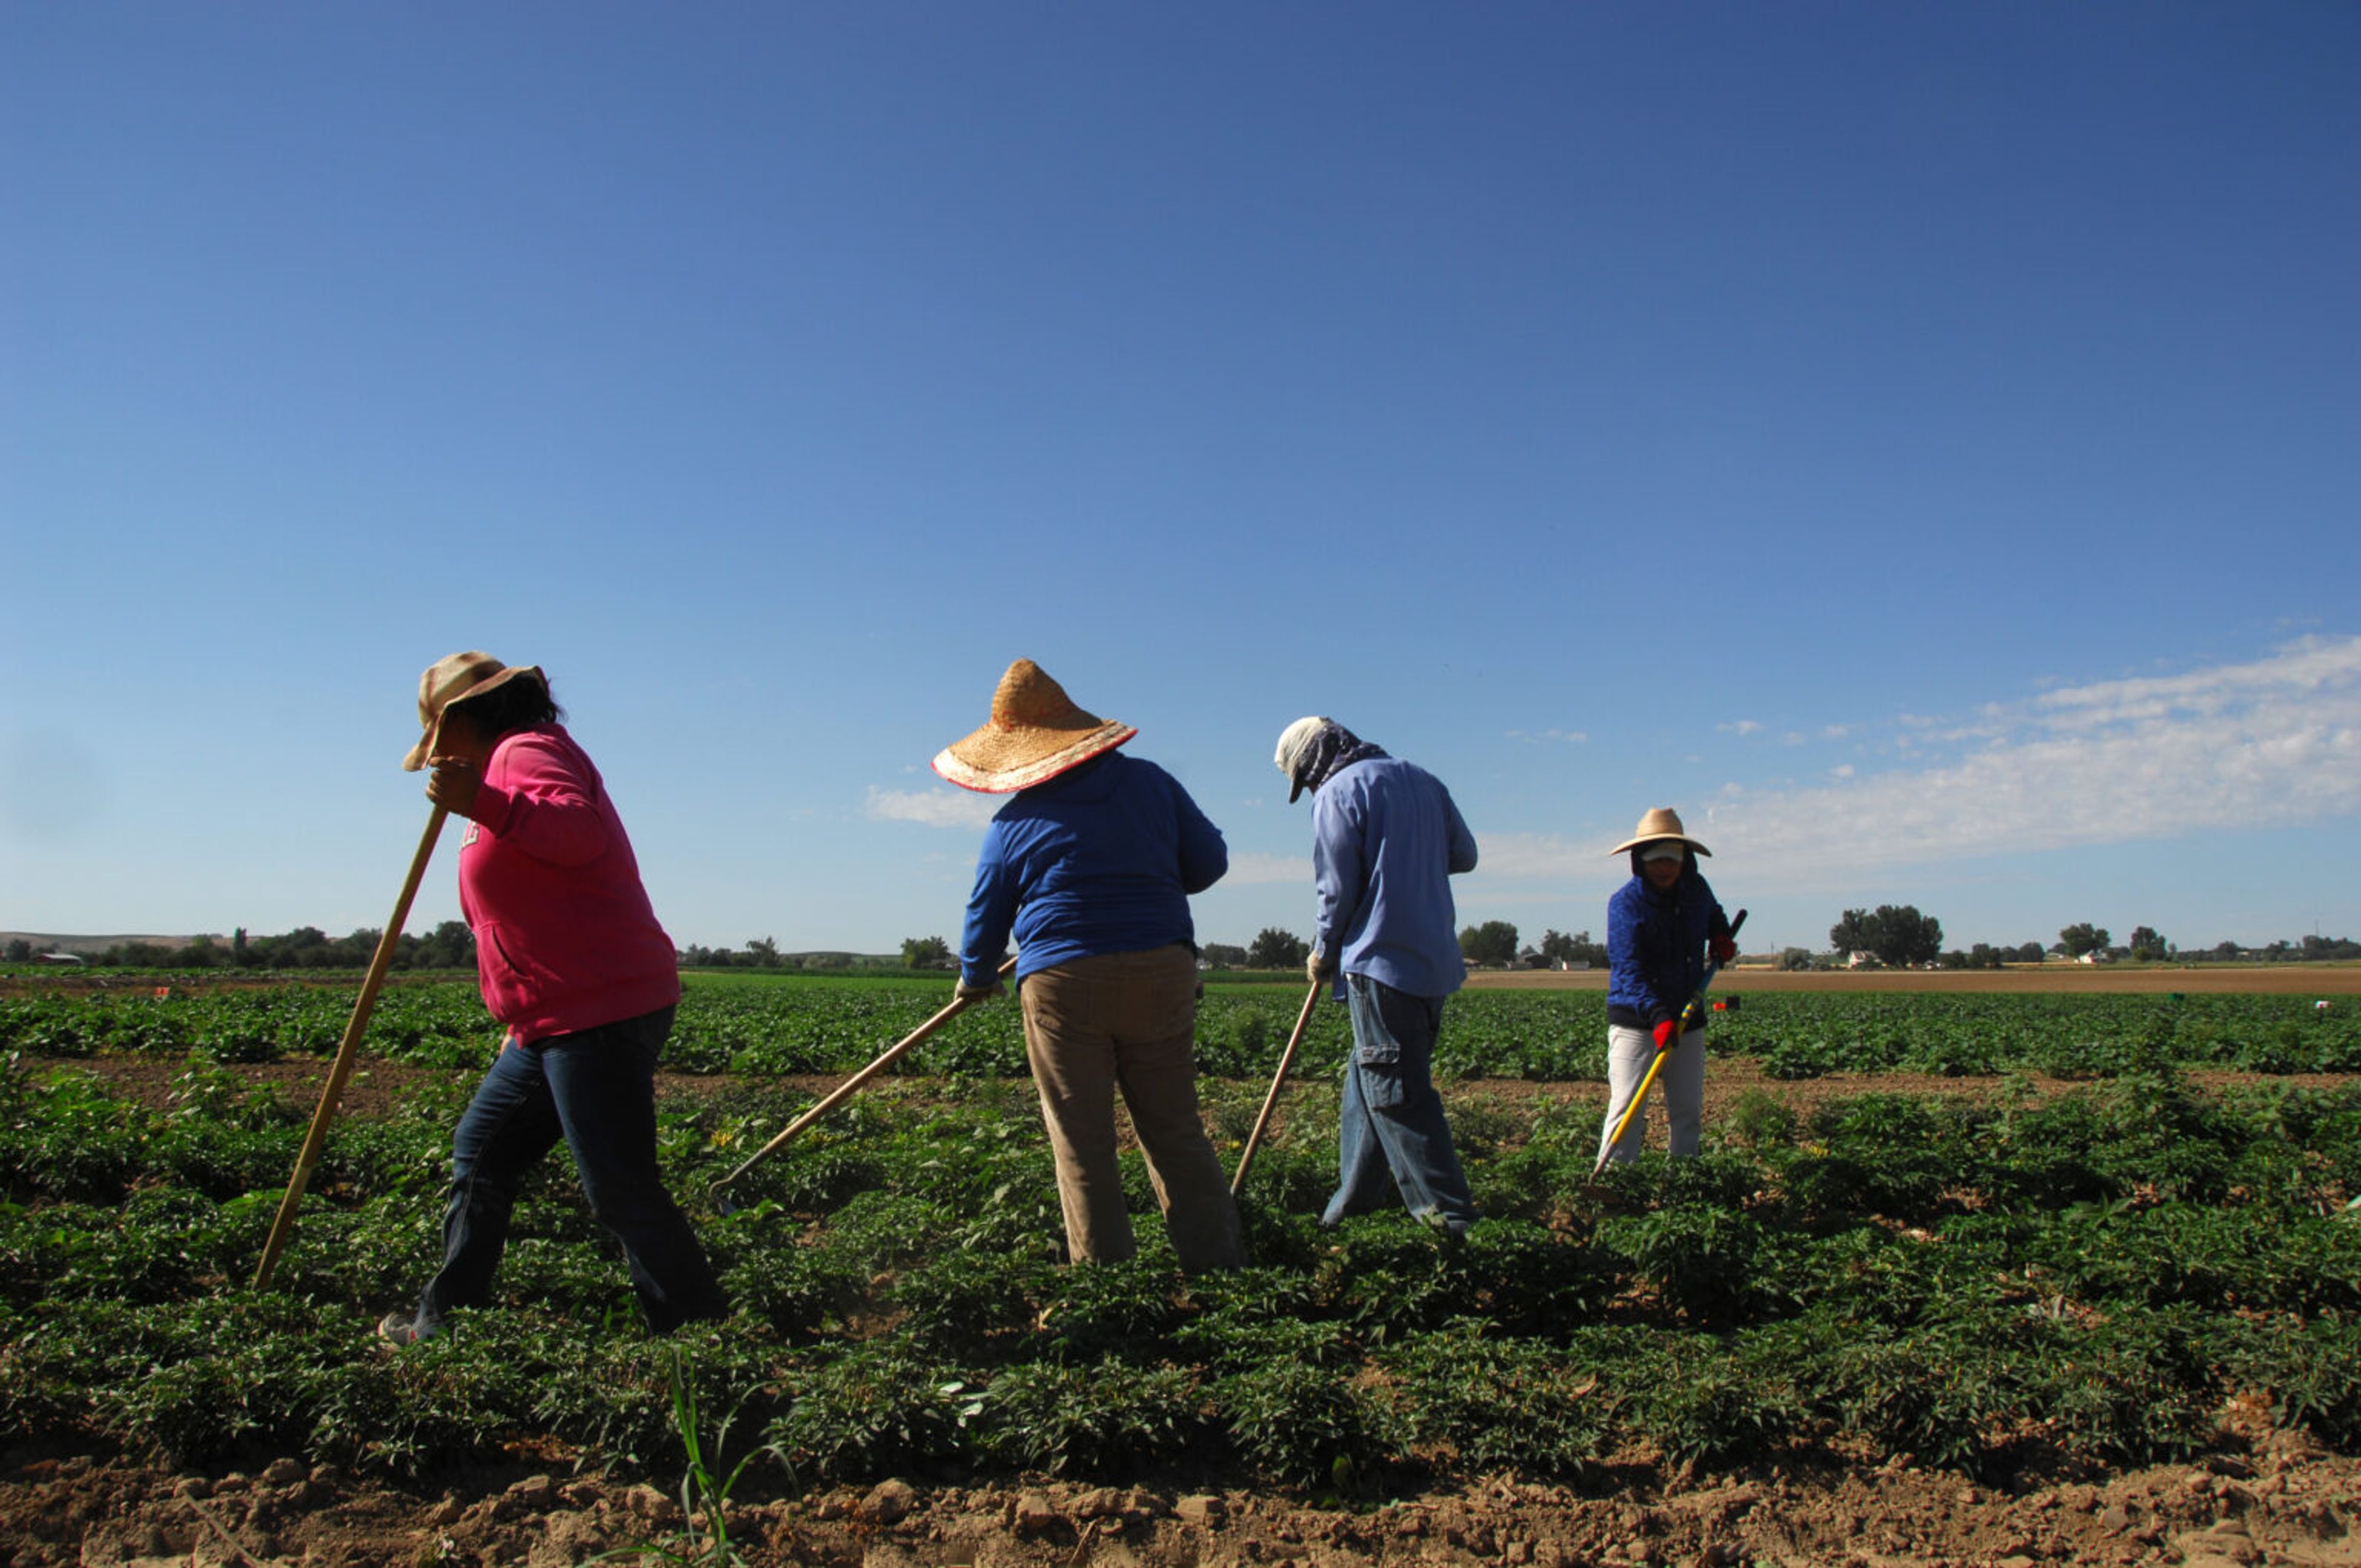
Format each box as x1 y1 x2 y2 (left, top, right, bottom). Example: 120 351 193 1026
1651 1018 1678 1051
1710 934 1737 966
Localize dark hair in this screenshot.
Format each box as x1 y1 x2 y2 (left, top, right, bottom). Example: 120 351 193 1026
448 673 563 740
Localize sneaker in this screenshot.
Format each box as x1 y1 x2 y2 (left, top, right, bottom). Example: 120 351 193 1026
376 1311 432 1347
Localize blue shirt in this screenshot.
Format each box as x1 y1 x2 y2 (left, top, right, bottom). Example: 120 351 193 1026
1310 756 1478 1000
958 752 1227 988
1606 870 1729 1026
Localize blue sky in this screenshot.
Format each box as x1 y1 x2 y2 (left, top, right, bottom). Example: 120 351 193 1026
4 4 2357 958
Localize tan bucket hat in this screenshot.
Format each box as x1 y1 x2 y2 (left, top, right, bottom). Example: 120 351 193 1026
1610 806 1711 857
401 652 546 772
932 659 1136 793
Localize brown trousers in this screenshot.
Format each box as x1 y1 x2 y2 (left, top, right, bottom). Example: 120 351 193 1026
1019 945 1245 1271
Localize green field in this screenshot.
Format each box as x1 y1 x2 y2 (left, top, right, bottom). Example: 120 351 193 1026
0 978 2355 1498
7 976 2360 1079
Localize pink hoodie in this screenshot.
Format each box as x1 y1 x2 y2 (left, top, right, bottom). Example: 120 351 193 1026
456 724 680 1043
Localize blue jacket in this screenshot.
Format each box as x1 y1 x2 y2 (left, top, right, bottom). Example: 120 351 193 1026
1606 866 1731 1028
958 752 1226 988
1311 756 1479 1000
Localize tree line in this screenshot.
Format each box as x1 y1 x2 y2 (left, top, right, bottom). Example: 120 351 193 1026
2 924 478 972
13 918 2359 975
1802 911 2360 970
2 927 923 975
1188 915 2361 973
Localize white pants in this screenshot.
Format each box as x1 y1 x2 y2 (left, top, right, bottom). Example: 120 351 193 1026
1597 1024 1705 1164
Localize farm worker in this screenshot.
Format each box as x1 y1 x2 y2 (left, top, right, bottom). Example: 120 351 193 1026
1597 807 1737 1165
938 659 1245 1272
378 653 727 1345
1273 717 1481 1237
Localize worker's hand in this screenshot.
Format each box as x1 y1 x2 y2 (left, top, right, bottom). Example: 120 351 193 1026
1710 933 1737 967
425 757 483 819
1307 948 1339 986
1651 1018 1679 1051
955 978 1003 1005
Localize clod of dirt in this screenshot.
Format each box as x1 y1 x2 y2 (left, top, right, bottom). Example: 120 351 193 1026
1010 1490 1059 1537
1174 1494 1228 1528
862 1478 916 1525
1072 1487 1125 1520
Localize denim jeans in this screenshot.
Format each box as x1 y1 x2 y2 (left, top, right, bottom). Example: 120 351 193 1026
406 1006 726 1336
1322 973 1477 1235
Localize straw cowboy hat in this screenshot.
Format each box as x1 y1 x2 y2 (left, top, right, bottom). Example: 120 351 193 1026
402 652 546 772
1610 806 1711 858
932 659 1137 793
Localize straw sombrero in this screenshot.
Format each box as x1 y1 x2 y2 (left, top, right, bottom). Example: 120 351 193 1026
402 652 546 772
1609 806 1710 857
932 660 1136 794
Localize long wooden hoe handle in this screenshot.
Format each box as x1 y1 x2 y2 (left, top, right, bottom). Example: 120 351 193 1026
1231 977 1324 1197
252 805 449 1288
711 954 1019 1195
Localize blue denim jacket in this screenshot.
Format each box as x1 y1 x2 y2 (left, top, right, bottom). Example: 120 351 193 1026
1311 757 1479 1001
1607 869 1730 1027
959 753 1226 988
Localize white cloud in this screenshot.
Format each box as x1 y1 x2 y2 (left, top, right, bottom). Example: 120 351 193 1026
1719 719 1764 736
1224 850 1311 885
1468 832 1613 881
1703 635 2361 879
1462 828 1697 908
2033 637 2361 727
863 785 999 829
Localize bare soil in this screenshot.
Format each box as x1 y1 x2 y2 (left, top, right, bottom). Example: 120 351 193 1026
7 1438 2357 1566
10 1050 2361 1566
49 1052 2361 1136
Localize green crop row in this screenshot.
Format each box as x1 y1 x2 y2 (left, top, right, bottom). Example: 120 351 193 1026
5 980 2359 1079
0 1041 2354 1492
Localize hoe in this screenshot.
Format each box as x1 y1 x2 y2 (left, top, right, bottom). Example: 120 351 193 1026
254 807 449 1288
709 954 1018 1214
1229 976 1324 1195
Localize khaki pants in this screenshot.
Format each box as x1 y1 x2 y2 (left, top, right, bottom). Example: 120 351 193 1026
1019 945 1244 1271
1598 1023 1706 1163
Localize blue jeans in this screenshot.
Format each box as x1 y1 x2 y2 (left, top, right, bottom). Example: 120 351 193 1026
409 1007 726 1335
1322 974 1477 1235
